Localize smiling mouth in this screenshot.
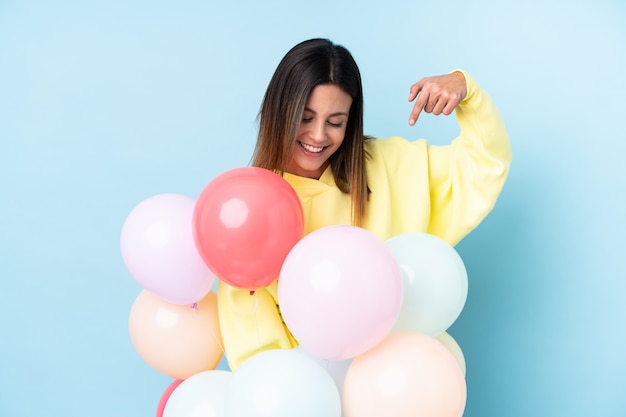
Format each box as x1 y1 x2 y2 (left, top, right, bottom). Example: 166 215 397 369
299 141 325 153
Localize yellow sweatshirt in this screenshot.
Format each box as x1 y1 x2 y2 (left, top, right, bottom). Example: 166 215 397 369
217 71 511 371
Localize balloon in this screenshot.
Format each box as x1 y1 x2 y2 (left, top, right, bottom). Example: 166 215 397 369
294 345 353 393
156 379 184 417
342 332 466 417
163 370 232 417
278 225 403 360
121 193 215 305
225 348 341 417
386 232 468 336
436 332 466 376
128 290 223 379
193 167 304 289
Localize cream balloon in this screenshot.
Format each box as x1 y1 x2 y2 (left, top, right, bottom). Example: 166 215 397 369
342 332 466 417
128 290 223 379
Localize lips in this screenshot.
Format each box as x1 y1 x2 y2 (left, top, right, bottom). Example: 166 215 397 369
299 141 324 153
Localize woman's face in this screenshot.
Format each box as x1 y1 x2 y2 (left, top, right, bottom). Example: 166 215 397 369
287 84 353 179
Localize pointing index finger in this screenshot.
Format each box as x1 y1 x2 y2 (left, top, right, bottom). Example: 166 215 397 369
409 79 428 126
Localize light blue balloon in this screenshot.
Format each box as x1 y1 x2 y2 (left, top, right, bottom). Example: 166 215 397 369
163 370 232 417
225 349 341 417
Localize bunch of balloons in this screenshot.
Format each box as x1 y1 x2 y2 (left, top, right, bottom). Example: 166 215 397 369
120 166 471 417
120 193 223 380
275 227 468 417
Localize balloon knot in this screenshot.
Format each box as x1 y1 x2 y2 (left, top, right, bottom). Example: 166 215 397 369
190 302 198 311
249 290 255 296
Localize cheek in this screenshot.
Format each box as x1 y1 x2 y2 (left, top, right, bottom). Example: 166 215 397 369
295 126 307 140
333 129 348 146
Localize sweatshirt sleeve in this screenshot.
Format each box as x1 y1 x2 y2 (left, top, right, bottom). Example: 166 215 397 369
426 70 512 246
217 280 298 371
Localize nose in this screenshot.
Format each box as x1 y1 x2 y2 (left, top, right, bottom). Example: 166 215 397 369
308 120 326 144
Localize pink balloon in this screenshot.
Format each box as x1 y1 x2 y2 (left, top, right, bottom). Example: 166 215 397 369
156 379 184 417
278 225 403 360
342 332 467 417
121 194 215 305
193 167 304 289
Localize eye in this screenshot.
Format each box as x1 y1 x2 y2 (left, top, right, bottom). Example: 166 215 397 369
302 117 313 123
327 121 343 128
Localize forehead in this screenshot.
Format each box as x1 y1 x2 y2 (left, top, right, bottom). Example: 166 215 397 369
305 84 352 112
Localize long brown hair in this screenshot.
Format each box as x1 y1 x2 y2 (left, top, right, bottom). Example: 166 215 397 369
252 38 369 225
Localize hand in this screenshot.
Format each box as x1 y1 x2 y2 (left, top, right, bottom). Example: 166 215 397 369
408 71 467 126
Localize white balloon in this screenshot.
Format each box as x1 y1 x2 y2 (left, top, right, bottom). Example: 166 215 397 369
225 348 341 417
294 346 352 417
163 370 232 417
386 232 468 336
294 346 352 392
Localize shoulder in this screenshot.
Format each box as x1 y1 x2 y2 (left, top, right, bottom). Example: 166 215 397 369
363 137 430 181
365 136 407 151
365 136 428 160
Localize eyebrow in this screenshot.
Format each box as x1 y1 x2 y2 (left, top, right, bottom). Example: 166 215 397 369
303 107 349 117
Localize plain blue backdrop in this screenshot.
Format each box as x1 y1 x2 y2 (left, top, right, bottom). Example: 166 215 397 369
1 0 625 416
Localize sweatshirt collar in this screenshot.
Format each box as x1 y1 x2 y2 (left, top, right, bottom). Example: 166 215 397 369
283 166 335 196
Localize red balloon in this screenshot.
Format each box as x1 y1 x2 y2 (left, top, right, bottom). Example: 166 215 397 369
156 379 184 417
193 167 304 289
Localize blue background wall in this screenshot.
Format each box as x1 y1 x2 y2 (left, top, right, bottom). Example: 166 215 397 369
1 0 625 416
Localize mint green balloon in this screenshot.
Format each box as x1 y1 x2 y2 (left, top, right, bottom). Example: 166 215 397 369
386 232 468 336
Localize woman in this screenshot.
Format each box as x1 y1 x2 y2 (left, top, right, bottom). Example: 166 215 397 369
218 38 511 371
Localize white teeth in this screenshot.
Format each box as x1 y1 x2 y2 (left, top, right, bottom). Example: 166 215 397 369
300 142 324 153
